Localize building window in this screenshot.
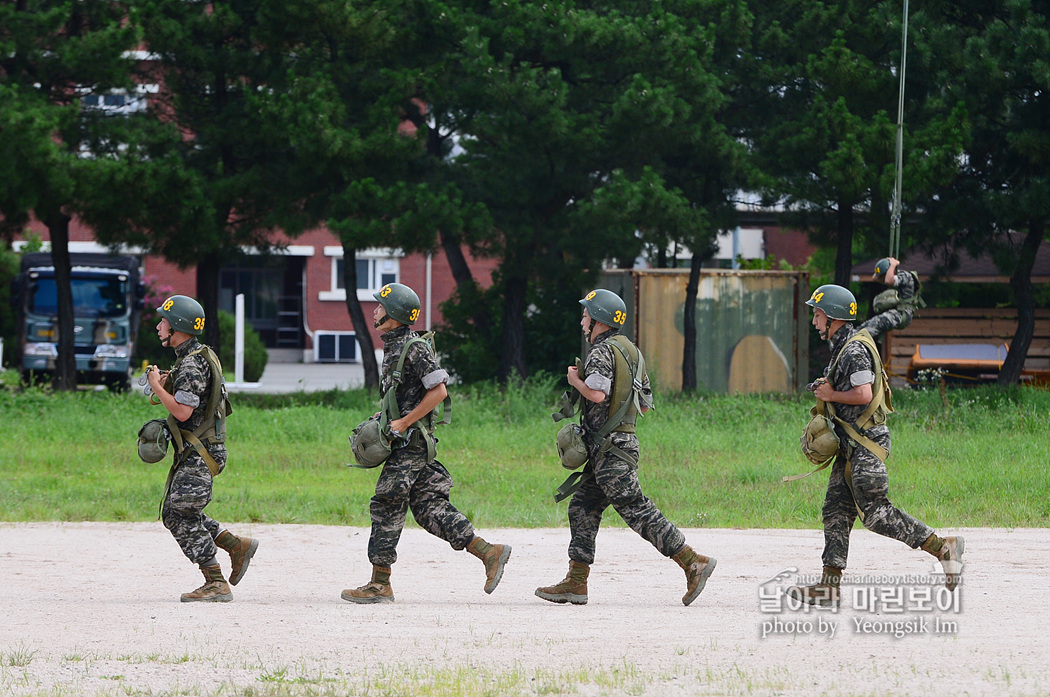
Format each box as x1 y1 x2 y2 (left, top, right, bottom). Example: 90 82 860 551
320 247 401 302
79 86 155 115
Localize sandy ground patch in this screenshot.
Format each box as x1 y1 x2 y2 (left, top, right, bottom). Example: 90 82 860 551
0 523 1046 696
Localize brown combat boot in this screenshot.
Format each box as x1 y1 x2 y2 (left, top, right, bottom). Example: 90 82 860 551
215 530 259 586
180 564 233 603
923 534 965 591
341 565 394 604
786 566 842 608
535 561 589 605
466 536 512 594
672 545 717 606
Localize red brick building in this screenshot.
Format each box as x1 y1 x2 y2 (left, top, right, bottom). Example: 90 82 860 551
15 220 498 363
13 214 811 364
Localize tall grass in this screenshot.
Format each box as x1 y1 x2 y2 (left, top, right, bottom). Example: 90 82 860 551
1 375 1047 528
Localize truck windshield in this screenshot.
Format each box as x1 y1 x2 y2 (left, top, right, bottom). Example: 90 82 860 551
29 276 128 318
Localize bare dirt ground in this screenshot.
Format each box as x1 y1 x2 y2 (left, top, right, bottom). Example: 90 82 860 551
1 523 1046 696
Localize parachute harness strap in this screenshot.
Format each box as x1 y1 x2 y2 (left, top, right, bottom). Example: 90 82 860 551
889 0 909 261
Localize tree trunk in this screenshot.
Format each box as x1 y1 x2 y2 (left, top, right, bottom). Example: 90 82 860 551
682 253 703 392
998 222 1045 386
500 274 528 381
834 202 854 287
196 254 221 351
46 214 77 391
340 242 380 390
439 229 492 336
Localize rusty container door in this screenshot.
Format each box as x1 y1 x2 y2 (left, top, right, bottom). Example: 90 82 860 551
600 269 808 393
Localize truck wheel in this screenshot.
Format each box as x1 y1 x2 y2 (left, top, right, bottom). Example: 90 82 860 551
106 375 131 393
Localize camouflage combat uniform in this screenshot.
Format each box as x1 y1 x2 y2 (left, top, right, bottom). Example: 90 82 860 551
161 337 228 566
859 270 918 340
566 328 686 565
368 325 475 567
820 324 933 570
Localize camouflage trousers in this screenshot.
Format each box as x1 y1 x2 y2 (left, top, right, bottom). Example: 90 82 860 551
368 444 475 567
821 432 933 570
161 448 227 566
859 308 913 341
567 443 686 565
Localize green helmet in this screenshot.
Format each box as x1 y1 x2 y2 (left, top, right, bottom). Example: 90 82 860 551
157 295 206 335
373 282 420 325
805 284 858 321
580 289 627 328
873 258 892 277
137 419 171 463
349 418 392 468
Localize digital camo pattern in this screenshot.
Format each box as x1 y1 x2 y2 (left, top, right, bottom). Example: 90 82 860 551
368 448 475 566
567 448 686 565
893 268 919 302
567 329 685 565
162 337 227 566
580 329 653 454
162 450 226 565
367 324 474 567
860 270 917 340
821 437 934 570
169 337 214 432
819 324 933 570
380 326 442 419
824 324 888 434
860 307 912 341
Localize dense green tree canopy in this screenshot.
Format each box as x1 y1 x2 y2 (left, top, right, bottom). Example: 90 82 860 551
0 0 143 389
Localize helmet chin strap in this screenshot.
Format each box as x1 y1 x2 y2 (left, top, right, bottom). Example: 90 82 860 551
374 313 390 330
160 329 172 347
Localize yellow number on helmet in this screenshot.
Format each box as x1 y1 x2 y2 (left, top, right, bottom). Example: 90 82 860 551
163 299 174 311
849 302 857 316
409 308 419 321
586 291 597 300
613 310 626 324
380 285 392 297
194 317 205 330
813 292 824 304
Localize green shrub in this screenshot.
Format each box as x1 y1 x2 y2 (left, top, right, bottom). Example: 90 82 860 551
217 310 268 382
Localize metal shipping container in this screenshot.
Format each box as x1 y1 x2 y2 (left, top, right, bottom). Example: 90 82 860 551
597 269 810 394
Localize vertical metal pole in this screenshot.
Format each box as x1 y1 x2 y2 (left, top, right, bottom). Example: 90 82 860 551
235 293 245 384
425 252 433 330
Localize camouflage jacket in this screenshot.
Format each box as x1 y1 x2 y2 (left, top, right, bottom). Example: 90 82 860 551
893 268 918 301
170 337 225 452
580 328 653 451
825 324 888 438
380 325 449 418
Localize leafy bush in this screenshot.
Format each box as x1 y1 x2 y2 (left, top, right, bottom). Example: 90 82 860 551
217 310 268 382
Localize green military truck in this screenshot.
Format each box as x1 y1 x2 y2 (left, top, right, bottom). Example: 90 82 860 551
13 252 145 390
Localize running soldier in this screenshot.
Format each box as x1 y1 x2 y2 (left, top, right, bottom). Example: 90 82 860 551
788 284 963 606
535 289 716 606
342 283 511 603
146 295 258 603
859 257 923 340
